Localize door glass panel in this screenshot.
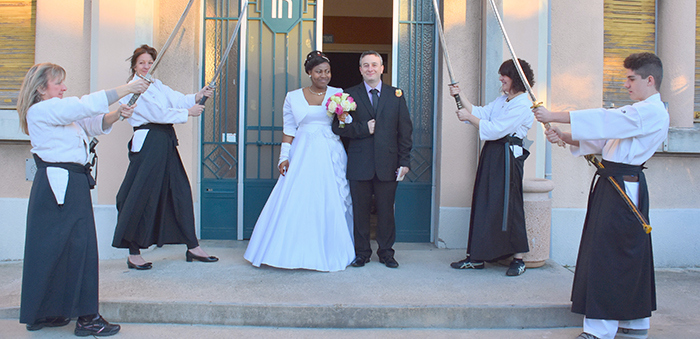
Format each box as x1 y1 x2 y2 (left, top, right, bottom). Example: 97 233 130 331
202 0 244 180
398 0 434 184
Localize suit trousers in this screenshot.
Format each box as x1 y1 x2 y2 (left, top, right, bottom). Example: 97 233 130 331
350 175 398 259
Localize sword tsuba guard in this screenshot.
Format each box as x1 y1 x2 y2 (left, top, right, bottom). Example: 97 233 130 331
530 101 543 109
136 74 154 83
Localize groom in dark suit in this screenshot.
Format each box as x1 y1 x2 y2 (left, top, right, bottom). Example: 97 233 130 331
332 51 412 268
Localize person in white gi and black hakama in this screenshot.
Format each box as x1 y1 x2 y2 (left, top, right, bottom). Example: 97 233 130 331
534 52 668 339
17 63 149 336
448 59 535 276
112 45 218 270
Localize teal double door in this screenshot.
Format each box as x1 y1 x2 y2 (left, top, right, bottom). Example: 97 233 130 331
200 0 436 242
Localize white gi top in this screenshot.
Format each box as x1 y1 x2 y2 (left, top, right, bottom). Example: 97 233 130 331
27 90 111 165
569 93 669 166
120 78 195 127
470 92 534 141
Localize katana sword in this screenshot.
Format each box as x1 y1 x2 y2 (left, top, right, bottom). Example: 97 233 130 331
486 0 564 147
584 154 652 234
198 0 248 105
125 0 196 108
431 0 463 109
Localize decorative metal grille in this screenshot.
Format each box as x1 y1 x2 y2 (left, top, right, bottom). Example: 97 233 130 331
398 0 435 183
202 0 244 180
244 0 316 180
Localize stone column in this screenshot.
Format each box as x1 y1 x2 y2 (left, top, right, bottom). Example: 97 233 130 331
522 178 554 268
658 0 696 127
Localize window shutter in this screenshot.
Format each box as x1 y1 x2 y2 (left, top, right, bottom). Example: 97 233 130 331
0 0 36 109
603 0 656 108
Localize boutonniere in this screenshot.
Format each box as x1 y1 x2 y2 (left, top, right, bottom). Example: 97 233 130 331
395 89 403 97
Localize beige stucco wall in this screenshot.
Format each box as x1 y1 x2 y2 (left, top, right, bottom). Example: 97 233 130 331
93 0 202 205
1 0 698 264
437 0 548 209
547 0 700 210
0 0 93 200
548 0 605 208
436 0 481 210
0 0 202 204
658 0 696 128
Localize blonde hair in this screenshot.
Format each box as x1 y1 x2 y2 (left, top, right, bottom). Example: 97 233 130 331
16 63 66 135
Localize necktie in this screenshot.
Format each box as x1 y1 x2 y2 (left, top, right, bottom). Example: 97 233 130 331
370 88 379 113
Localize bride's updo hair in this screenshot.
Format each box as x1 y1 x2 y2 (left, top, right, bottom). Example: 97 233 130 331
304 50 330 74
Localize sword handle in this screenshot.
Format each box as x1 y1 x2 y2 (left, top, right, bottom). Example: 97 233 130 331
198 95 208 105
531 102 565 148
127 93 141 106
119 93 142 121
453 94 463 110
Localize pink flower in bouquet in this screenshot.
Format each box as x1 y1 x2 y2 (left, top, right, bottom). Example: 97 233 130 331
326 92 357 127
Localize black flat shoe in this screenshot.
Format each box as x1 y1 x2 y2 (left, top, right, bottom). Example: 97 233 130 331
380 256 399 268
127 258 152 270
26 316 71 331
350 255 370 267
186 250 219 262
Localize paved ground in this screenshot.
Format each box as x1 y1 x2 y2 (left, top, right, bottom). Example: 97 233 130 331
1 240 698 338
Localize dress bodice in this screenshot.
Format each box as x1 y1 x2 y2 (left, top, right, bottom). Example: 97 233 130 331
299 104 332 126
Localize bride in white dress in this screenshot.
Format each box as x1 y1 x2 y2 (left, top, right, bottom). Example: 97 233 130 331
244 51 354 272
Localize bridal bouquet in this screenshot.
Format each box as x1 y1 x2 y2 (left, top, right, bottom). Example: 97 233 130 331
326 92 357 128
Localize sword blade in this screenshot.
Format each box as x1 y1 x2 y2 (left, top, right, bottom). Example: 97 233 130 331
126 0 196 108
486 0 536 103
149 0 196 76
205 1 248 90
486 0 565 146
430 0 463 109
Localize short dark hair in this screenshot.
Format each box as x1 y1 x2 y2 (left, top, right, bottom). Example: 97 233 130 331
304 50 330 73
359 50 383 66
498 58 534 94
624 52 663 91
128 44 158 81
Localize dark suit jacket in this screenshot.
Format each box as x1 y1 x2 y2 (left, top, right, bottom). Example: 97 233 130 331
332 82 412 181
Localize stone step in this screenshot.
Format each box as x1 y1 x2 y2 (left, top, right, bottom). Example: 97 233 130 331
0 241 582 329
1 301 581 329
0 319 584 339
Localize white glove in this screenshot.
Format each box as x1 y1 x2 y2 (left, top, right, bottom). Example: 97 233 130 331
278 142 291 166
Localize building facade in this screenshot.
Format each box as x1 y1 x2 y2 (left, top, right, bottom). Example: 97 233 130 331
1 0 698 267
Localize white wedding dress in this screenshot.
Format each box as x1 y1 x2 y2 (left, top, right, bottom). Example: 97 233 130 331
244 87 354 272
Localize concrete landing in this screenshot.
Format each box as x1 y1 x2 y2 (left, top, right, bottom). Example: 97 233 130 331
1 240 698 338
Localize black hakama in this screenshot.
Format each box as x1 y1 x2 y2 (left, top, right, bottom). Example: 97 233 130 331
20 155 99 324
571 160 656 320
112 123 199 251
467 136 530 261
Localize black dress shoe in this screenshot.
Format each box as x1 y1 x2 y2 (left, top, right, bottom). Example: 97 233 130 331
380 256 399 268
127 258 152 270
186 250 219 262
26 316 71 331
350 255 370 267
